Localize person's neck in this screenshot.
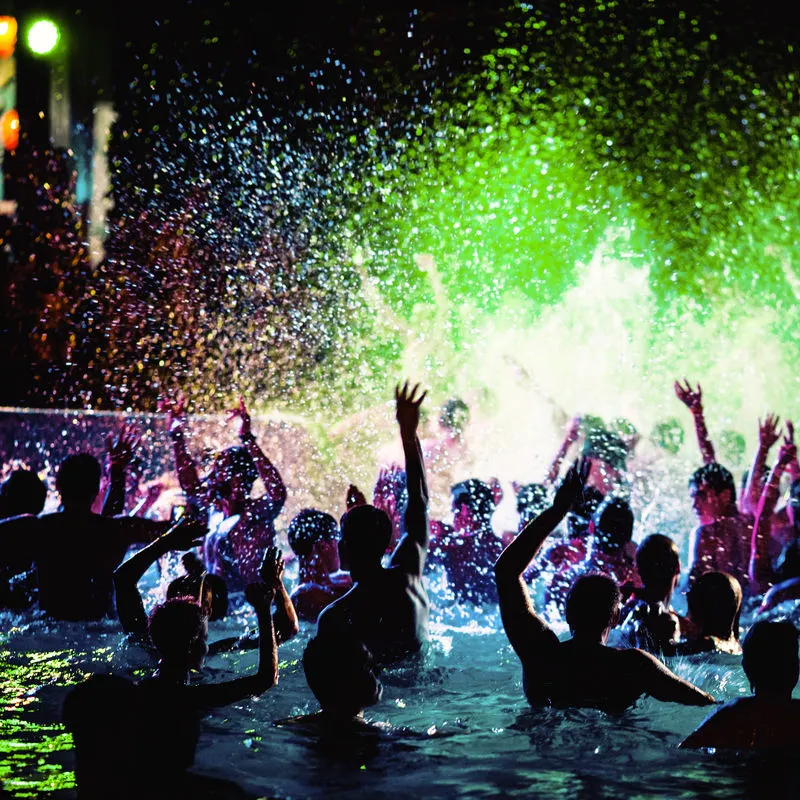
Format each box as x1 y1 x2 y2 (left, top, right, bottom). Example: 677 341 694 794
60 502 94 514
638 583 674 607
570 630 606 646
350 561 383 582
753 687 793 702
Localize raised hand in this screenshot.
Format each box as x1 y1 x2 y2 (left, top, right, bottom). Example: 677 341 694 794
395 381 427 435
164 517 206 551
674 379 703 413
258 546 285 593
106 422 140 472
346 483 367 509
226 395 252 438
758 413 782 451
553 457 590 514
158 391 189 433
777 422 797 466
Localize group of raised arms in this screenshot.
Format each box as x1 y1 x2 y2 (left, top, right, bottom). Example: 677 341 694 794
1 377 800 798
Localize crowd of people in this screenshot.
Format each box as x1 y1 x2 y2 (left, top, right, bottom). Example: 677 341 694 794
1 377 800 797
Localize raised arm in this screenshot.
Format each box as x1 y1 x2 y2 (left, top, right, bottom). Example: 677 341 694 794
545 416 582 485
261 547 299 644
158 393 204 501
389 381 429 575
101 423 140 517
191 550 280 708
742 414 781 516
495 459 589 662
113 520 205 637
228 396 287 509
674 379 716 464
749 426 796 594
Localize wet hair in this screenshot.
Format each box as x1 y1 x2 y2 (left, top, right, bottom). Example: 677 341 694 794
742 620 799 695
582 428 628 472
687 572 742 639
688 462 737 503
650 417 685 455
450 478 496 523
288 508 339 557
340 504 392 562
55 454 102 506
592 496 634 553
439 398 469 434
565 574 621 635
166 558 229 621
515 483 549 525
0 468 47 518
719 430 747 466
148 597 207 662
303 633 382 717
635 534 680 587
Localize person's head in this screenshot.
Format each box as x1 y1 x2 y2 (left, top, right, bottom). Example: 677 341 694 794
650 417 685 456
582 429 627 490
148 597 208 672
55 454 102 510
590 496 634 554
688 463 737 524
635 534 681 593
439 398 469 436
339 504 392 574
742 620 799 696
450 478 496 529
288 508 341 572
515 482 549 527
206 445 258 505
303 632 382 718
166 557 229 622
687 571 742 640
565 574 621 640
0 468 47 519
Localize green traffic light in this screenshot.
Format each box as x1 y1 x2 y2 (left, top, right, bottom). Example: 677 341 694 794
26 19 59 55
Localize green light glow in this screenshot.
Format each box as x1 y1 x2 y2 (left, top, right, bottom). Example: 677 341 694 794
26 19 59 56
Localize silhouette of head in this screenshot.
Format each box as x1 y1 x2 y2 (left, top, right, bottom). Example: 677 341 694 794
439 398 469 435
582 429 628 473
515 482 549 527
207 445 258 501
303 632 382 717
742 620 799 695
565 574 621 637
591 496 634 554
288 508 339 557
450 478 496 525
55 454 102 510
635 534 680 589
687 571 742 639
148 597 208 670
689 463 737 521
166 557 228 622
0 468 47 519
339 504 392 571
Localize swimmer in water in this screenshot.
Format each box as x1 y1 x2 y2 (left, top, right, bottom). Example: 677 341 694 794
495 458 716 712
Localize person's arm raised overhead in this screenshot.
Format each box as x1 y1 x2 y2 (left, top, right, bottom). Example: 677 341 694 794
674 379 716 464
749 424 796 594
101 423 140 517
113 519 206 638
495 459 590 662
389 381 429 576
262 547 298 644
158 392 204 501
192 547 280 708
228 396 287 510
742 414 781 516
545 416 582 486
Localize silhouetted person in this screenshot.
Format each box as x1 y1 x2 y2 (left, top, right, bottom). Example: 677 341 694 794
317 382 430 666
166 551 229 621
0 467 47 519
680 620 800 749
495 459 715 712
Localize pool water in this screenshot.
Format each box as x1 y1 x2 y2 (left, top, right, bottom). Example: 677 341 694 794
2 564 799 800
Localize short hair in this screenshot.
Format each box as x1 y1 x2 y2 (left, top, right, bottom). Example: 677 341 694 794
582 428 628 472
166 565 228 622
515 482 549 523
55 454 101 503
689 462 736 502
592 496 634 553
303 633 382 716
288 509 339 557
650 418 685 455
687 571 742 637
635 534 680 586
439 398 469 434
450 478 496 522
565 574 620 635
340 505 392 562
0 468 47 518
742 620 799 694
148 597 206 660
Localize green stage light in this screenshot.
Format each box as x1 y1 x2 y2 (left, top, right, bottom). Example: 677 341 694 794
26 19 59 56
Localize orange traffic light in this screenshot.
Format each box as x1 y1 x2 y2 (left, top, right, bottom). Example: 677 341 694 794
0 17 17 60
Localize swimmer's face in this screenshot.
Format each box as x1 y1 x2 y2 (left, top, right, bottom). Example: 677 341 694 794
690 482 728 524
